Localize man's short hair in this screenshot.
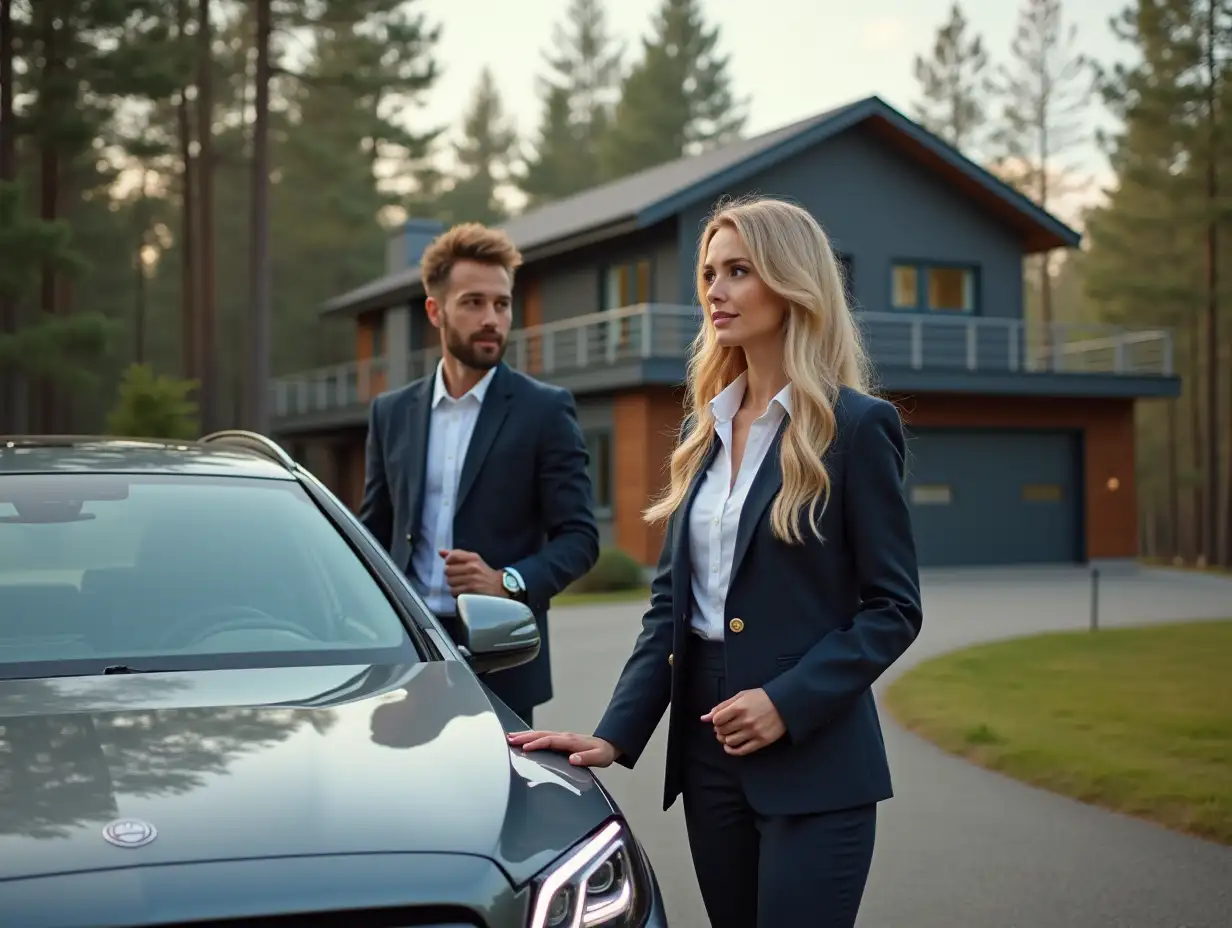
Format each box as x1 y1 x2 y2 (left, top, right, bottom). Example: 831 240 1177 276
420 222 523 300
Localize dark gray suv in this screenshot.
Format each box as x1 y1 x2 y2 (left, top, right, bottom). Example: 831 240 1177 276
0 432 667 928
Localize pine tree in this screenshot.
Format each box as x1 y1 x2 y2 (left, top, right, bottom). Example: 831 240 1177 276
912 2 990 154
598 0 745 180
274 0 443 372
520 85 588 207
990 0 1092 341
991 0 1092 204
520 0 624 205
1081 0 1223 564
303 0 443 187
1085 0 1199 320
436 67 518 226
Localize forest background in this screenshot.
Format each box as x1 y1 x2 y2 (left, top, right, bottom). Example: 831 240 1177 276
1 0 1228 567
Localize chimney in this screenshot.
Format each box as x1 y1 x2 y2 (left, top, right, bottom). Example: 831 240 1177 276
386 218 446 276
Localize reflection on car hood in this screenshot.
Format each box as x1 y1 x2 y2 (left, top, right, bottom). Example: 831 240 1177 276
0 661 615 886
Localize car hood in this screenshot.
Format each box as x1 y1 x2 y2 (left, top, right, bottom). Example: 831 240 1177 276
0 660 615 886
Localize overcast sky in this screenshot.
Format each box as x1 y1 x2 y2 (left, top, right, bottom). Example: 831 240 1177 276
409 0 1133 224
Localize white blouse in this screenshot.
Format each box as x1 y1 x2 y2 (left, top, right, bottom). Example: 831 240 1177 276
687 373 792 641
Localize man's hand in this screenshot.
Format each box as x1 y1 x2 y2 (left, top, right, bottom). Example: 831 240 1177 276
440 548 504 597
702 688 787 756
507 730 619 767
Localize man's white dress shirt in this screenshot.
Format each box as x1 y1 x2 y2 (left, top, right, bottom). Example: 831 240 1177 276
410 362 497 615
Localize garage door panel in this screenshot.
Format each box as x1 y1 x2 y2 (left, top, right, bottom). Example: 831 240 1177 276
904 428 1082 567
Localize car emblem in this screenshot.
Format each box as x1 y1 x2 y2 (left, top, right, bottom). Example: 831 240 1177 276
102 819 158 849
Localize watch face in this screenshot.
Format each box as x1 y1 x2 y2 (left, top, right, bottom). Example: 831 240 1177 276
502 572 519 592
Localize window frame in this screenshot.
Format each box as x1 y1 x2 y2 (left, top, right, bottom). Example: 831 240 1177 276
888 260 980 315
371 314 387 356
836 252 856 307
582 428 614 518
598 257 655 312
599 257 654 351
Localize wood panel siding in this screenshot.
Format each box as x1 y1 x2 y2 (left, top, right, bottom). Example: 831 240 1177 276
522 277 543 374
612 387 687 564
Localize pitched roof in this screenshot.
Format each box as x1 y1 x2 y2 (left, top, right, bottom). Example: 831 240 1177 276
323 95 1080 315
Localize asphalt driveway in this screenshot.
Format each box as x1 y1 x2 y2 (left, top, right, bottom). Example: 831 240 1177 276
538 565 1232 927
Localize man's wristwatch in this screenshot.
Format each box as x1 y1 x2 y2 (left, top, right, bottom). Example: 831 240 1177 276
501 568 527 603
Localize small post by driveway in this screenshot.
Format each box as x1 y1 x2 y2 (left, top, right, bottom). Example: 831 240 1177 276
1089 566 1100 632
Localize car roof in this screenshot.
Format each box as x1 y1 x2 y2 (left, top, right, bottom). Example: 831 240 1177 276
0 435 298 481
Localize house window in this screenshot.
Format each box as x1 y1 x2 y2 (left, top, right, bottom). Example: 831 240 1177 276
837 252 855 304
601 258 653 351
1022 483 1063 503
584 430 613 512
601 258 653 310
371 317 386 356
910 484 953 505
891 262 977 313
928 267 975 312
891 265 918 309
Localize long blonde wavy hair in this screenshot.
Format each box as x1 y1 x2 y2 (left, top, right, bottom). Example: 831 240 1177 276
644 196 874 544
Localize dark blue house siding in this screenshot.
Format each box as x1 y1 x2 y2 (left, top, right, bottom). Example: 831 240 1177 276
904 427 1084 566
535 223 680 325
673 123 1025 321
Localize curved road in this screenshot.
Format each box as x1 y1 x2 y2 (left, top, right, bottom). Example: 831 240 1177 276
538 565 1232 927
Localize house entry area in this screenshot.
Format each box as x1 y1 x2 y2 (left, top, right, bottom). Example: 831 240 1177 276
903 427 1083 567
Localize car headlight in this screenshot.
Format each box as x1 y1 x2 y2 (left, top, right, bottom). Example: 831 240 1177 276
529 819 649 927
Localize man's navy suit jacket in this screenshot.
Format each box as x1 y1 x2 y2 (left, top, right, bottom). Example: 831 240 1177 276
359 361 600 710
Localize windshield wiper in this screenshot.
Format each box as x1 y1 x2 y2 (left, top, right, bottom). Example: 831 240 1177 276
102 664 168 675
0 665 176 682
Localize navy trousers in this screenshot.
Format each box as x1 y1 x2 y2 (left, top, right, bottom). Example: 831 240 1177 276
681 638 877 928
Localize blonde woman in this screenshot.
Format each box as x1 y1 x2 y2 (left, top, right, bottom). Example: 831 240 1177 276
508 196 923 927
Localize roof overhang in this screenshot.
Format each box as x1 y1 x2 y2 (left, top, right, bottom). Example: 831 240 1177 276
319 216 645 320
635 97 1081 253
320 96 1081 320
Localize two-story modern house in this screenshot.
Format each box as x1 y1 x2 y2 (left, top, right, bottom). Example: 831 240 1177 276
269 95 1179 569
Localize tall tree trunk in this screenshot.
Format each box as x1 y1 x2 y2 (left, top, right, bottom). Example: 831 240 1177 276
37 8 60 434
247 0 272 433
1037 115 1052 357
1189 329 1204 562
1202 0 1220 568
1225 357 1232 566
0 0 23 433
195 0 217 432
1167 401 1180 559
1225 360 1232 566
176 0 197 383
231 40 253 427
133 168 149 365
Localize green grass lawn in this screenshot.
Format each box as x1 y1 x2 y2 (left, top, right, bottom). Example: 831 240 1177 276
884 620 1232 845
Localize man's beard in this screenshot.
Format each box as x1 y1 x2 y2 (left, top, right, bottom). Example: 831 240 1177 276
444 323 506 371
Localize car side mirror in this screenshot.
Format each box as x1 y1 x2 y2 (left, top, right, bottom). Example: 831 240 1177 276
455 594 540 675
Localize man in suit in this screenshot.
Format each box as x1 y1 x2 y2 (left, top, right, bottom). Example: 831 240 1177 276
359 222 600 726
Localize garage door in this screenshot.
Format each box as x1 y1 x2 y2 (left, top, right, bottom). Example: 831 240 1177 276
904 428 1083 567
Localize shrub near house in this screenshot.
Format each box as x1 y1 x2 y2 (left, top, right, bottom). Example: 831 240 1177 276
566 547 646 594
106 363 200 441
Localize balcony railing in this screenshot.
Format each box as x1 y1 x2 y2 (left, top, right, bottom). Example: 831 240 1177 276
270 304 1174 420
271 356 387 420
855 311 1174 377
406 303 701 381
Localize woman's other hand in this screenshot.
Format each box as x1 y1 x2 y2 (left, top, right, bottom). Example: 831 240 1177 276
702 688 787 755
507 730 619 767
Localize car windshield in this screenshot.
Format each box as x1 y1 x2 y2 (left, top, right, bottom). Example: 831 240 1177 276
0 472 415 676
